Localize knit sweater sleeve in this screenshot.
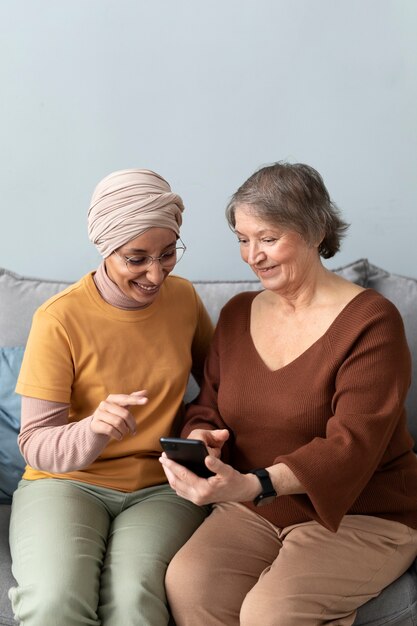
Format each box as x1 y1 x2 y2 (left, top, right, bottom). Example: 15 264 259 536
18 397 109 473
275 296 412 532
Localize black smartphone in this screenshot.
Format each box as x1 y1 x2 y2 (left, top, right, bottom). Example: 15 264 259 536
159 437 215 478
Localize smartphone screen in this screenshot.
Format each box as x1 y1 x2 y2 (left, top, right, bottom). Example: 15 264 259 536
160 437 215 478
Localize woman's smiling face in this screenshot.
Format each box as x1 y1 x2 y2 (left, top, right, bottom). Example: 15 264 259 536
234 205 320 295
105 228 178 307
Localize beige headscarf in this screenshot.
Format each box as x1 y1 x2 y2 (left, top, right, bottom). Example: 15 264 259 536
87 169 184 257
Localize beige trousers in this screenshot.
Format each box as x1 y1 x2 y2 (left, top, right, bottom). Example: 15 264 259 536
166 502 417 626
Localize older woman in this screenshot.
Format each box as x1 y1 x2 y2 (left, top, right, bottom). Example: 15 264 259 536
160 162 417 626
9 169 213 626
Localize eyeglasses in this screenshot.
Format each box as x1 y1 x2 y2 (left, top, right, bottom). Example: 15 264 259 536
113 240 186 273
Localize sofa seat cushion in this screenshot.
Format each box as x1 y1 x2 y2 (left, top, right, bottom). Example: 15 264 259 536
0 505 16 625
354 564 417 625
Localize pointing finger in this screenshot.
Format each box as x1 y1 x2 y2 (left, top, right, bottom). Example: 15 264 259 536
107 392 148 407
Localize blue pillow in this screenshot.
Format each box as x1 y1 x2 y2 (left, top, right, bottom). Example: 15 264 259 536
0 346 25 503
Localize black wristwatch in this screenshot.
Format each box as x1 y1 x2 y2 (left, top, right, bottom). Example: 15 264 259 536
250 468 277 506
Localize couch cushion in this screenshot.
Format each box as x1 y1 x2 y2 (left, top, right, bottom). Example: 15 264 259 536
366 263 417 448
193 279 262 323
0 348 25 504
332 258 369 287
0 267 70 347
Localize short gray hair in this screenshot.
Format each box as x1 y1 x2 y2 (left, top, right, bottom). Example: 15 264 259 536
225 162 349 259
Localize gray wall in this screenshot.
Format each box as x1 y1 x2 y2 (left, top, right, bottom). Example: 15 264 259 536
1 0 416 282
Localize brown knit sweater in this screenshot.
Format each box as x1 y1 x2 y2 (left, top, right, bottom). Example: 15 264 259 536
182 289 417 532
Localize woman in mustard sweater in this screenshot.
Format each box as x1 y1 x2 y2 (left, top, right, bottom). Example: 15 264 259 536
9 169 213 626
160 162 417 626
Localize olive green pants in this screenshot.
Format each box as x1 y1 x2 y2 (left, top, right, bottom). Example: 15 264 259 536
9 478 208 626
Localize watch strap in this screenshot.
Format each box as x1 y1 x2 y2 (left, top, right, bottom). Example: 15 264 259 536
250 468 277 506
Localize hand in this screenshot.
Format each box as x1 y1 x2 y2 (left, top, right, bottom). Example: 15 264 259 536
187 428 229 459
90 390 148 440
159 453 260 506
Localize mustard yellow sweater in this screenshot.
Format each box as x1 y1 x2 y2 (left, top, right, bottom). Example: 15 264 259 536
17 272 213 491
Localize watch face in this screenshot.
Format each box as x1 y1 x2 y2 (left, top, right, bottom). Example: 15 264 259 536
258 494 277 506
255 493 277 506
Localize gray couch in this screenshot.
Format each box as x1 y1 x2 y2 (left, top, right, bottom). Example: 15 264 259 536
1 259 417 626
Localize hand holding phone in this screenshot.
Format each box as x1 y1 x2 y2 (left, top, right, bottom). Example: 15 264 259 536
160 437 215 478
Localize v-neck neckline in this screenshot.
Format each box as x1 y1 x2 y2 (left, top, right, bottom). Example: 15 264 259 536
246 289 371 373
